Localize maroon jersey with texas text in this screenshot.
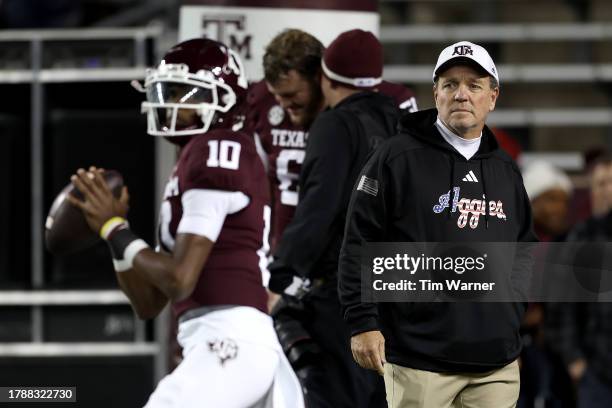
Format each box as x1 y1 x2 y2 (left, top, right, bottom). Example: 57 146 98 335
246 80 308 251
246 79 418 249
158 129 270 317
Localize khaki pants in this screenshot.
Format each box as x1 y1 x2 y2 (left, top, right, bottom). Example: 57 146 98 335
383 360 520 408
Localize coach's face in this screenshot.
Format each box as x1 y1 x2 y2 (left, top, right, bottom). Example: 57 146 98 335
434 64 498 139
266 69 323 128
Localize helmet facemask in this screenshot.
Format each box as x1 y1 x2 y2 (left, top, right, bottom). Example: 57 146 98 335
139 63 237 137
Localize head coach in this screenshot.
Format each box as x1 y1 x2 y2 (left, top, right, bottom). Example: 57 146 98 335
338 41 538 408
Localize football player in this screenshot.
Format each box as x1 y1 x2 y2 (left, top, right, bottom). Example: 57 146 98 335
247 29 418 251
68 38 303 408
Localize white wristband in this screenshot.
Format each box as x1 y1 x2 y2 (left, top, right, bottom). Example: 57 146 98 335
113 239 149 273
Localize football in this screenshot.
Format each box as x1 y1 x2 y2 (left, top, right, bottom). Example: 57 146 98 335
45 170 124 255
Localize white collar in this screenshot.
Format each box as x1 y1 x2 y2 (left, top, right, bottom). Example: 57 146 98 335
435 117 482 160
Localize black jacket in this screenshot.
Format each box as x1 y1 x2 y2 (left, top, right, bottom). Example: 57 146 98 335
339 108 537 372
545 210 612 385
269 91 399 289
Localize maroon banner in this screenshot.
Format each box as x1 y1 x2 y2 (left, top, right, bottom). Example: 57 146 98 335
180 0 378 12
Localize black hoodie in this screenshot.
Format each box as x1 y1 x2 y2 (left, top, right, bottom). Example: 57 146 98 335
269 91 400 284
339 108 537 372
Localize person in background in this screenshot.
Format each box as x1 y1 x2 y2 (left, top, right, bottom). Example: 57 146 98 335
522 160 573 242
545 154 612 408
267 29 404 408
247 28 418 407
247 28 418 253
587 154 612 218
520 160 575 408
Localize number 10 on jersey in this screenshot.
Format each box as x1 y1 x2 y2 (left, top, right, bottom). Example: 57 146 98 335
207 140 241 170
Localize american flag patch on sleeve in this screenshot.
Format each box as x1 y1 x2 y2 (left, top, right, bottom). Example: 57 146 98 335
357 175 378 196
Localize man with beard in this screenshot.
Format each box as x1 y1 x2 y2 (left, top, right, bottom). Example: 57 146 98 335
247 29 417 407
261 29 412 408
247 29 325 252
247 29 417 252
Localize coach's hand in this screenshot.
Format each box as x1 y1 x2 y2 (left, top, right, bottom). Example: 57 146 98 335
351 330 386 376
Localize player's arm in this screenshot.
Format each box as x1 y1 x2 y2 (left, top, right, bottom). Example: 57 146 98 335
64 167 167 317
115 233 213 319
67 167 215 319
114 265 168 320
129 184 249 304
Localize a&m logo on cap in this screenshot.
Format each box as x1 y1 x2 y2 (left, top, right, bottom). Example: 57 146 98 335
452 45 473 56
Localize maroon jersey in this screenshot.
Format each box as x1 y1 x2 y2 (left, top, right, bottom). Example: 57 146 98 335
246 80 417 249
158 129 270 317
247 80 308 250
377 80 419 113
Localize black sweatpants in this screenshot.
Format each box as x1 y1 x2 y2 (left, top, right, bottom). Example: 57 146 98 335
296 280 387 408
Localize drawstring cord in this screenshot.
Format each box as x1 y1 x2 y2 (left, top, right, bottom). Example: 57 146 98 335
448 154 455 219
480 160 489 229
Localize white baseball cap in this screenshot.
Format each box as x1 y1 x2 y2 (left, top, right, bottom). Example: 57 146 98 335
522 160 572 201
433 41 499 84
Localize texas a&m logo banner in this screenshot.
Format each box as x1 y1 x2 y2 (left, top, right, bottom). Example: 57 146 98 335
179 0 379 80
